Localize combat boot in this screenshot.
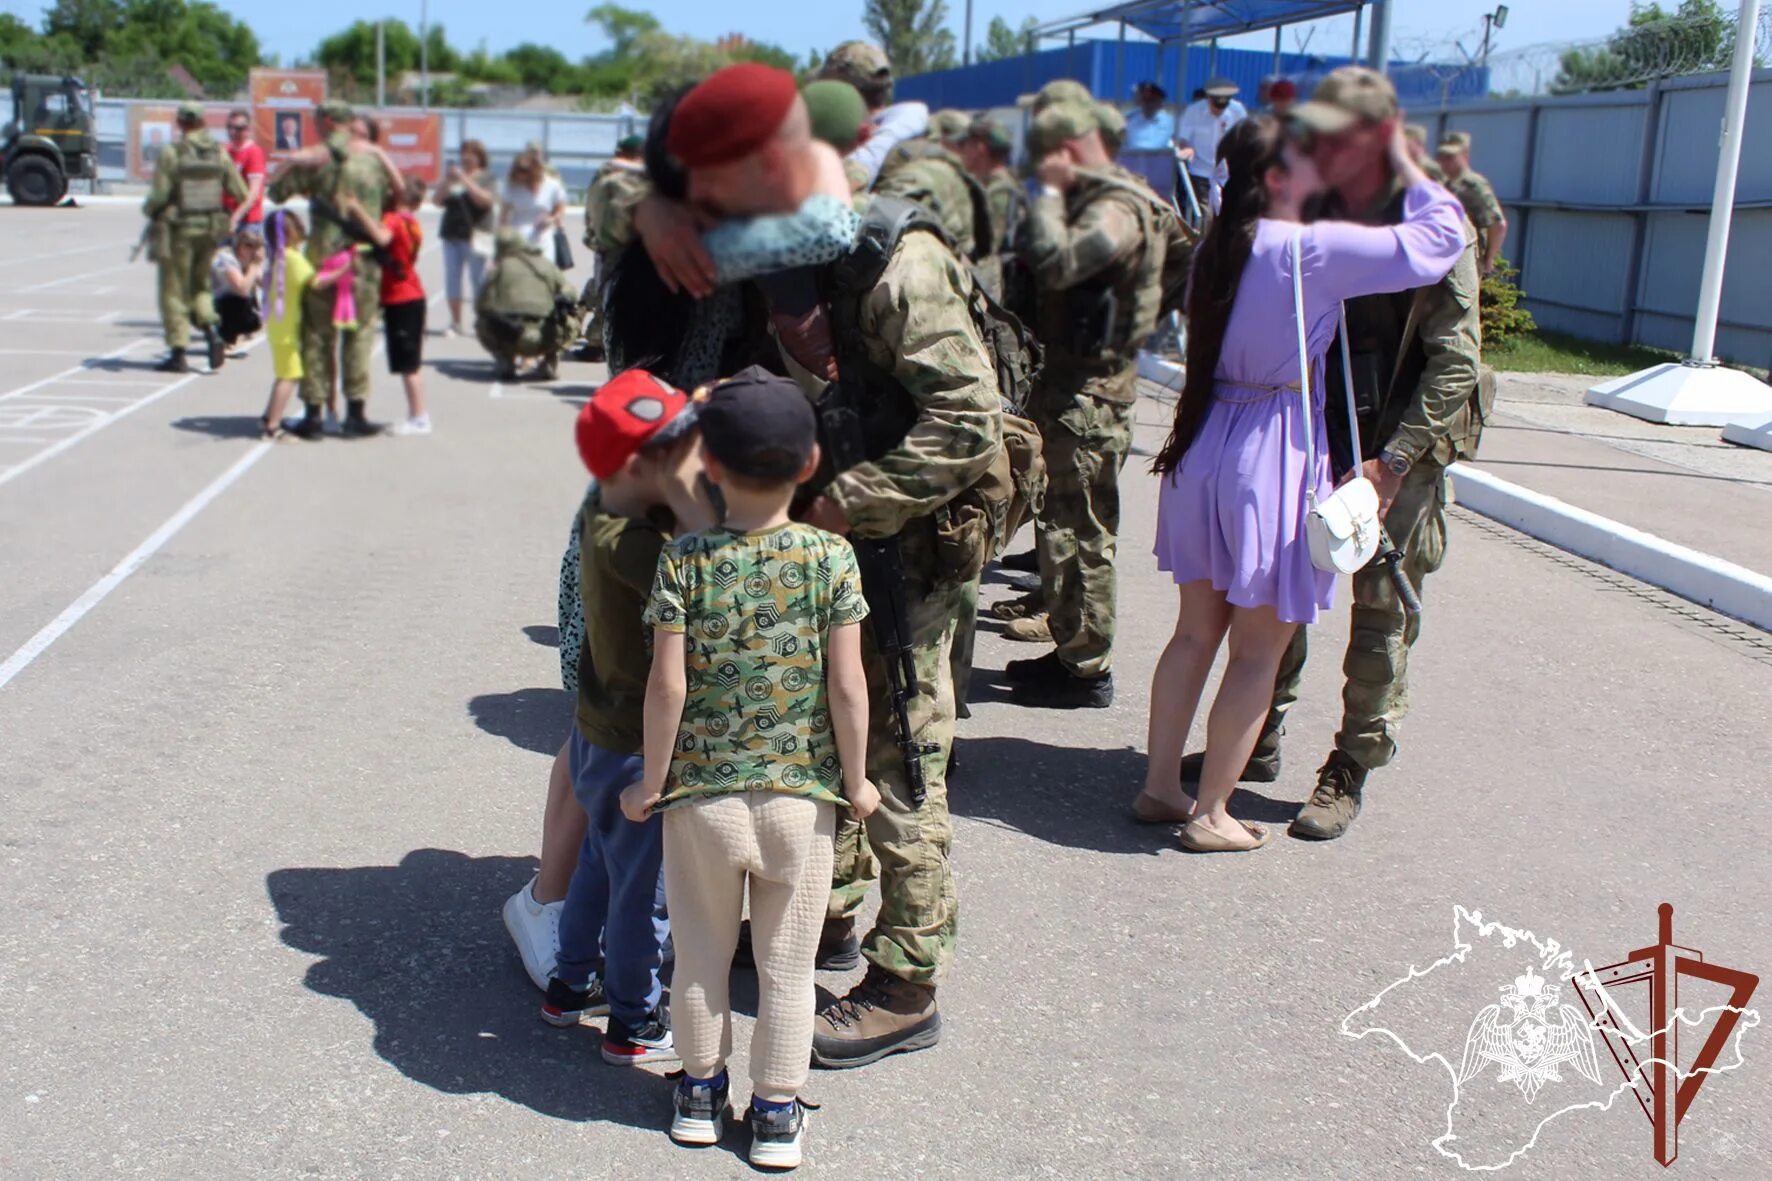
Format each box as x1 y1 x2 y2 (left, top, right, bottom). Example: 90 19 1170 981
1006 653 1113 710
287 406 324 441
1002 614 1051 643
202 323 225 371
1288 751 1367 841
989 591 1043 622
534 356 559 381
734 915 861 972
998 549 1038 574
1178 726 1282 784
810 966 941 1069
341 400 384 439
155 348 189 374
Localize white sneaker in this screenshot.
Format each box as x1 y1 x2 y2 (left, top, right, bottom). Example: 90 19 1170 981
392 416 432 435
443 324 461 338
502 876 562 992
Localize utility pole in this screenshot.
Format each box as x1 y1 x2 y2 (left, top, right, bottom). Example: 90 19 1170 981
420 0 430 110
964 0 974 67
1367 0 1393 75
376 21 386 109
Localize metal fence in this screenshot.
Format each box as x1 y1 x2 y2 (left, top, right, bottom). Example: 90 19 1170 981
1422 67 1772 367
94 99 641 196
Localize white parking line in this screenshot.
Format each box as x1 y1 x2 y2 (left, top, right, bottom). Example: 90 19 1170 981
2 240 138 268
0 441 275 692
19 262 139 293
0 339 158 404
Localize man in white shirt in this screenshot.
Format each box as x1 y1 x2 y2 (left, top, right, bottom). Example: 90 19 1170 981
1175 76 1248 205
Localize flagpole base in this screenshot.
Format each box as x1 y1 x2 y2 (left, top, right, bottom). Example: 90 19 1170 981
1586 360 1772 427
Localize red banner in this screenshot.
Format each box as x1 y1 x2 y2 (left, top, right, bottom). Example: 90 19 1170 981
249 68 328 169
126 104 233 182
366 111 444 186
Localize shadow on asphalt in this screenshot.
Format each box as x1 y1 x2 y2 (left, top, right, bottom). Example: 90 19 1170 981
266 849 671 1128
429 357 502 383
86 356 177 373
523 625 560 647
170 415 264 439
468 688 572 756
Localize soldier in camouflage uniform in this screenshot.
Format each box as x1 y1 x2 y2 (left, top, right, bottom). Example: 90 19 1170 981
268 100 392 438
1001 102 1172 710
872 110 992 264
1437 131 1508 275
1191 67 1487 840
658 67 1005 1067
577 134 650 360
143 104 247 374
819 42 932 195
1405 124 1447 183
958 118 1021 253
476 228 582 380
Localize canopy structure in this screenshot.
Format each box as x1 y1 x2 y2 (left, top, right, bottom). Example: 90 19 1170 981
1036 0 1370 45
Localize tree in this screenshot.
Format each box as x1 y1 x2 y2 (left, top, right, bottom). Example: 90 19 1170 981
505 43 575 94
863 0 958 76
315 20 425 94
1552 0 1733 93
975 15 1038 64
586 4 662 59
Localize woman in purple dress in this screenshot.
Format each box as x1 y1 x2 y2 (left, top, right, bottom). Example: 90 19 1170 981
1133 116 1466 852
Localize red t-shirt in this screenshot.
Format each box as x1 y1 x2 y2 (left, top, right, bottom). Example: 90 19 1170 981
223 140 267 223
381 211 426 305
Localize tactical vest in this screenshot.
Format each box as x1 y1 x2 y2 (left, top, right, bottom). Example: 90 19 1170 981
823 197 1044 575
175 137 226 222
1324 187 1491 471
1035 169 1170 381
874 139 995 264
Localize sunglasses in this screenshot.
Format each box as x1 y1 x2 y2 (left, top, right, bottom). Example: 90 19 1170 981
228 124 249 132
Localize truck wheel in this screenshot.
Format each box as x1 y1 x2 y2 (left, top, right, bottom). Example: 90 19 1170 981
6 155 66 207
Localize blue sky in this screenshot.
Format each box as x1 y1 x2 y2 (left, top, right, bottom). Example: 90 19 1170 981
1 1 1641 68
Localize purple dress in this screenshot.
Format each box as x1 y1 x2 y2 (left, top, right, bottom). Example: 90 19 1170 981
1154 182 1467 623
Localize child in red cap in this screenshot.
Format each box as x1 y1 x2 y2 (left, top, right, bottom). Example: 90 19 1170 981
540 370 712 1067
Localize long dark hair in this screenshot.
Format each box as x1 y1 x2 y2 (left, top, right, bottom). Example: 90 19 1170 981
1152 116 1288 475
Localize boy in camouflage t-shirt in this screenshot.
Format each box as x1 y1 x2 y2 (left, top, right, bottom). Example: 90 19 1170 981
623 367 878 1169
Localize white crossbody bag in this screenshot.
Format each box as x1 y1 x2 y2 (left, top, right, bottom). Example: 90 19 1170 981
1290 229 1382 575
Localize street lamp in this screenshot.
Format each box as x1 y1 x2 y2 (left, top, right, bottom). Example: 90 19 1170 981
1481 5 1508 66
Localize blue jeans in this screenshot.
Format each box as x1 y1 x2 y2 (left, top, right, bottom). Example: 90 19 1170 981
555 733 668 1025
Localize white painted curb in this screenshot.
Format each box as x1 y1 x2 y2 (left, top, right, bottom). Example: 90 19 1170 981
1448 464 1772 630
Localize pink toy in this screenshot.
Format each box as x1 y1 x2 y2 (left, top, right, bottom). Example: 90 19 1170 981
315 249 358 330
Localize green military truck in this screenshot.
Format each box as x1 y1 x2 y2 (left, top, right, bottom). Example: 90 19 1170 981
3 74 98 206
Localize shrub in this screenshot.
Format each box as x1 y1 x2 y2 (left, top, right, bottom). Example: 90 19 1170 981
1481 259 1537 348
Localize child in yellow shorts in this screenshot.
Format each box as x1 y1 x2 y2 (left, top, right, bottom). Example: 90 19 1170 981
258 210 345 441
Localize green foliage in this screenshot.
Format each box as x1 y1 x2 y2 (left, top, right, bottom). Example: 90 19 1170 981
1480 260 1537 348
8 1 262 98
315 20 422 94
1552 0 1733 93
975 16 1038 64
864 0 959 76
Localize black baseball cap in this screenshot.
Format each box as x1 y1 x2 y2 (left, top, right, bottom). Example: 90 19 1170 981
698 366 817 481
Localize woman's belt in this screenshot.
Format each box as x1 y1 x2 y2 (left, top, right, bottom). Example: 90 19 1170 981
1213 378 1302 405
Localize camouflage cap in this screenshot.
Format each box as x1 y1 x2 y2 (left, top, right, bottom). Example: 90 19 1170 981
820 41 893 89
1404 123 1429 146
1291 66 1397 134
316 99 355 124
175 101 205 124
929 108 972 143
1437 130 1472 154
968 117 1013 155
1027 101 1098 158
494 226 534 257
1024 78 1093 113
1093 102 1126 155
802 79 869 153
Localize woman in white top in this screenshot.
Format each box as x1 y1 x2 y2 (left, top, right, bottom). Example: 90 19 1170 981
501 149 568 254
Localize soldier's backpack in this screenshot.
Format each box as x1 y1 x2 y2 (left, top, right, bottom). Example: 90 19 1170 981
175 137 226 222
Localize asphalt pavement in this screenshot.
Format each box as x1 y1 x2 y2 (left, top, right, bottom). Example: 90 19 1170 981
2 204 1768 1180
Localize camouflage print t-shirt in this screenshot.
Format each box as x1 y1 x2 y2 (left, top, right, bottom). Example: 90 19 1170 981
644 522 869 811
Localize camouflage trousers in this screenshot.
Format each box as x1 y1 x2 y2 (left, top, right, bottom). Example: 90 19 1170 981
299 259 382 408
947 578 979 721
157 234 219 348
1031 387 1134 677
1269 461 1451 770
828 572 962 987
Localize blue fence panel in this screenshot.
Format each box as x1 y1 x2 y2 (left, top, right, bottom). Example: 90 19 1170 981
1443 108 1532 201
1654 73 1772 206
1532 101 1649 206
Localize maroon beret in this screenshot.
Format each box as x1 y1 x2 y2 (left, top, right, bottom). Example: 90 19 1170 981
666 64 800 168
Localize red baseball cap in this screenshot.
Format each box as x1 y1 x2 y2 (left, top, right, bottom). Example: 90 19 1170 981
575 369 699 479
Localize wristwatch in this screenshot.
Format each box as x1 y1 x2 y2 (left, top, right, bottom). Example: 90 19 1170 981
1378 448 1412 476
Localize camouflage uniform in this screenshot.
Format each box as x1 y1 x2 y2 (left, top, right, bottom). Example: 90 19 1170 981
581 158 650 351
981 165 1021 255
1448 169 1504 258
1404 125 1447 184
791 230 1003 987
476 229 581 377
1018 114 1168 678
142 121 246 351
1270 177 1486 772
267 122 390 409
874 140 989 261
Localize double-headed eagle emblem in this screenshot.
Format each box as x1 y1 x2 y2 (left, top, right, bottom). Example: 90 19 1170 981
1458 965 1603 1101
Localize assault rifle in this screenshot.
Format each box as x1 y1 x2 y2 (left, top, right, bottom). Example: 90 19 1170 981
804 372 939 807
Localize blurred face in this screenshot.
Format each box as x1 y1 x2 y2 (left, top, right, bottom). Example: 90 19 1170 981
1309 116 1392 191
689 144 798 218
1269 141 1323 209
1209 95 1232 115
1139 89 1162 115
1271 96 1295 119
1066 131 1110 170
228 116 250 142
1439 149 1468 179
957 137 994 178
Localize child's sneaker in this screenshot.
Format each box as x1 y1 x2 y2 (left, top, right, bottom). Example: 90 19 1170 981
602 1007 679 1066
392 415 432 435
501 875 562 991
669 1071 730 1146
748 1098 809 1170
540 975 608 1027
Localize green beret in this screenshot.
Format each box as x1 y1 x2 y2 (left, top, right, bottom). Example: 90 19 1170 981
616 133 644 153
1029 79 1093 114
803 79 869 153
1028 102 1097 158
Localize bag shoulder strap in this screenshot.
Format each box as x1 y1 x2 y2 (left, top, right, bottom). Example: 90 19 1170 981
1291 229 1367 505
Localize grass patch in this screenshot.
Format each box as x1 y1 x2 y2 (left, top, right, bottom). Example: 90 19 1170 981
1488 329 1680 377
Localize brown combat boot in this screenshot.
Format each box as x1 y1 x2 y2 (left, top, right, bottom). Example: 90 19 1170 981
810 966 942 1069
1003 613 1052 643
1288 751 1367 840
990 592 1043 622
734 915 860 972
